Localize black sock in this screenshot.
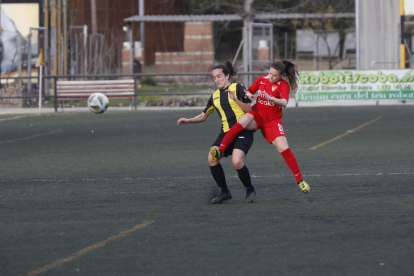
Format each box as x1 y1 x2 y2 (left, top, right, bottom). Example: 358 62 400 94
237 165 252 189
210 163 229 192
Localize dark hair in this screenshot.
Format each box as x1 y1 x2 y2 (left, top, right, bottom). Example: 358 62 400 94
270 60 299 91
213 61 237 80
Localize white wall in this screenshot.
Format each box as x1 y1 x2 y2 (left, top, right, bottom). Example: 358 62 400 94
358 0 400 69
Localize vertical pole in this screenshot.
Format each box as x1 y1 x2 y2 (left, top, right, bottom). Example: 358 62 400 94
83 25 88 74
139 0 145 57
75 34 79 74
129 23 133 74
134 75 138 110
54 2 59 76
54 77 58 112
356 0 360 70
315 33 320 70
243 26 249 85
90 0 96 75
63 0 68 75
28 32 32 102
243 0 254 85
400 0 405 68
380 0 386 67
44 28 49 98
89 36 92 76
38 65 43 113
270 24 273 63
91 0 97 36
17 35 23 101
44 0 50 79
249 22 253 85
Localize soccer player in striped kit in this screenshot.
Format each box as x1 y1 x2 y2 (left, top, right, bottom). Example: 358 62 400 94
177 61 257 203
210 60 311 194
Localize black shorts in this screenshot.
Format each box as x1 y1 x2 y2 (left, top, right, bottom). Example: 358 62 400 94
212 130 254 158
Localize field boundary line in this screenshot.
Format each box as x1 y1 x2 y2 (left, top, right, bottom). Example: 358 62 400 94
26 221 153 276
310 117 382 150
0 219 137 226
0 129 62 144
3 170 414 186
0 116 26 123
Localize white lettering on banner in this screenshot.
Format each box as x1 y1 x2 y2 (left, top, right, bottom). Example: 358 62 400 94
351 85 373 90
297 69 414 102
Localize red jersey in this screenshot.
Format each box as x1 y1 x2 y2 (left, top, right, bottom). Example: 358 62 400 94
248 74 290 121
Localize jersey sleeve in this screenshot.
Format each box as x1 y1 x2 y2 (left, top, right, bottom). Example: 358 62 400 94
236 83 251 104
280 80 290 101
247 75 263 94
203 95 215 114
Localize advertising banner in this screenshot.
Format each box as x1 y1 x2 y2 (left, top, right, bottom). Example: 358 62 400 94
297 69 414 101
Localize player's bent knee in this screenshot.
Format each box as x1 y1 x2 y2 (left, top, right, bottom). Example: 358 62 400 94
240 114 256 131
208 158 218 166
208 150 219 165
232 160 244 170
239 113 254 127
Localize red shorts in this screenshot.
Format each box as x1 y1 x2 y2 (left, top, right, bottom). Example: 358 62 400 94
248 111 285 143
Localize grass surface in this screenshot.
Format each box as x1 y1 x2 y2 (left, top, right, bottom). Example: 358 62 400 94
0 105 413 276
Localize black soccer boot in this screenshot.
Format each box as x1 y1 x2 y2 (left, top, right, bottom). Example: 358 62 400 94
245 185 256 203
211 189 232 203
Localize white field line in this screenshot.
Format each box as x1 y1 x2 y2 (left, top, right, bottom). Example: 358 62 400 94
26 221 153 276
2 172 414 184
0 115 26 123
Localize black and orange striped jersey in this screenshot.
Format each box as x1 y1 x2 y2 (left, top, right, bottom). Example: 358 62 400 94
203 83 251 133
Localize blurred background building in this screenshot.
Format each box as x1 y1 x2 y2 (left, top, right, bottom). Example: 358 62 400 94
0 0 413 79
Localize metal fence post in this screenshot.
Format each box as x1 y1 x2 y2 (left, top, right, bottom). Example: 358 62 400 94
134 75 138 110
54 77 58 112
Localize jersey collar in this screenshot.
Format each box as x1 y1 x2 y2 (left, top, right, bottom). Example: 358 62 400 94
221 83 233 91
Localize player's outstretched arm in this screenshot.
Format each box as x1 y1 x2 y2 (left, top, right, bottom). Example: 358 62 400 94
233 98 252 112
177 112 209 125
226 89 252 113
262 91 288 107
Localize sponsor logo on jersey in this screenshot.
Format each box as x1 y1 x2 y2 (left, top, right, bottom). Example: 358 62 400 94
256 90 275 106
257 97 275 106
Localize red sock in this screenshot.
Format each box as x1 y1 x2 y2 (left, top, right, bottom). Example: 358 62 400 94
219 123 244 152
281 148 302 183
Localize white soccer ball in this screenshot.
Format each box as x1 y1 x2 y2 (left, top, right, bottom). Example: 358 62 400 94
87 93 109 114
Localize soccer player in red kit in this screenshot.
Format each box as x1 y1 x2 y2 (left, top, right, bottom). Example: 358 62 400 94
210 60 310 194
